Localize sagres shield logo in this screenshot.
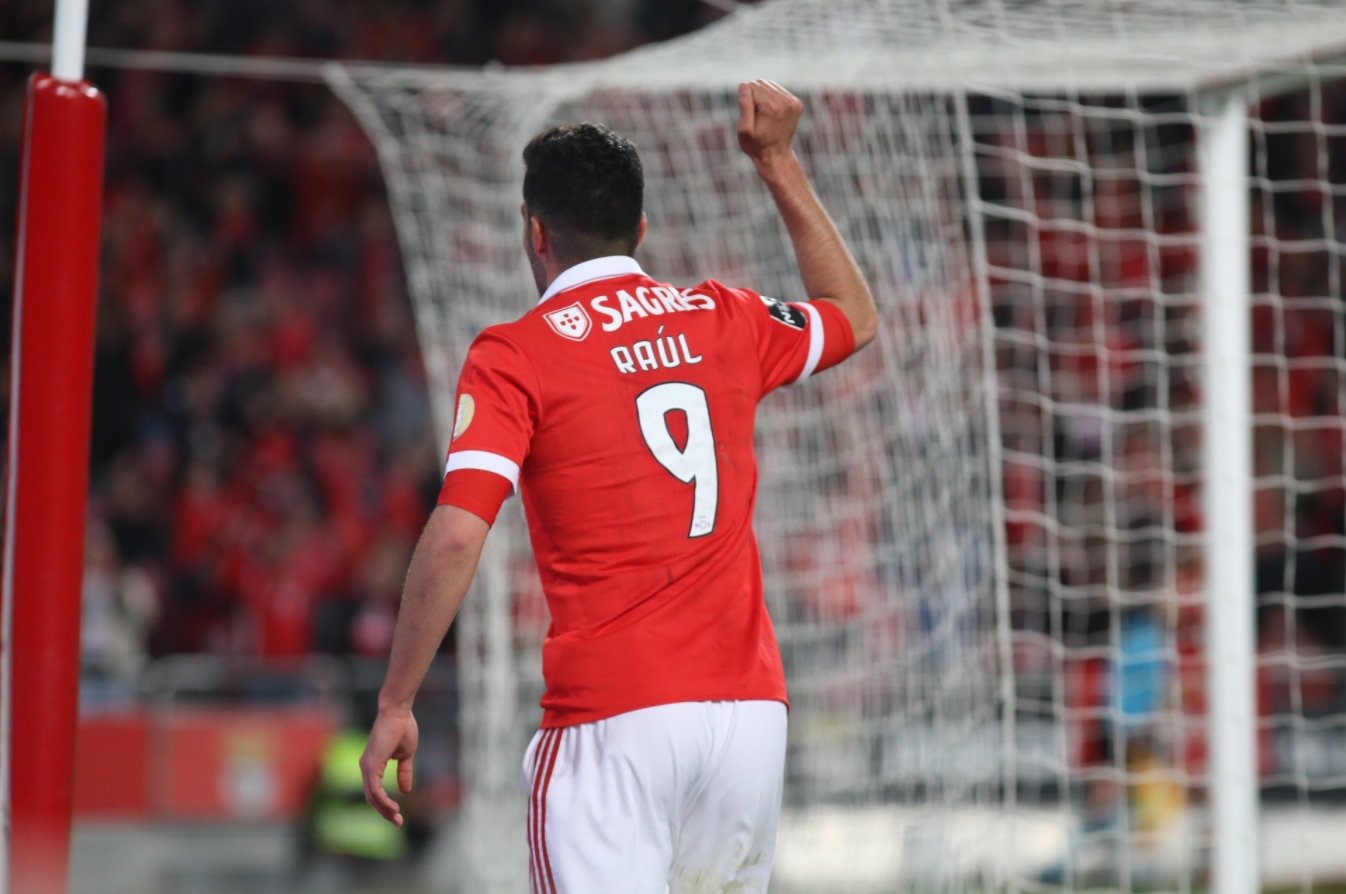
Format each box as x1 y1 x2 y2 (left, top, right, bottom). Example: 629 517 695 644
544 302 592 341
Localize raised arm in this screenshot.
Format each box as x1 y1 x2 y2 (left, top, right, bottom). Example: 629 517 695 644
737 79 878 348
360 504 489 827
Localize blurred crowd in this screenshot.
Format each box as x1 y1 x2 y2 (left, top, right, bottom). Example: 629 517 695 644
1247 87 1346 743
0 0 727 682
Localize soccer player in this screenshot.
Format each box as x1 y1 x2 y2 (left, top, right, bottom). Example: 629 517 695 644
360 80 877 894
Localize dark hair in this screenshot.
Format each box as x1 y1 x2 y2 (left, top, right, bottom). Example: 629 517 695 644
522 123 644 262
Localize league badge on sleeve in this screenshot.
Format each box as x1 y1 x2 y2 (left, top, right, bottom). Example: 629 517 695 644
453 394 475 440
544 302 593 341
761 294 806 330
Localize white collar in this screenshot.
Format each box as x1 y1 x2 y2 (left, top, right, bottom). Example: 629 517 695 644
539 256 645 305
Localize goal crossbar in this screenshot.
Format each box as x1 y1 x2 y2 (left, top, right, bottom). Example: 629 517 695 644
3 20 1344 97
331 4 1346 95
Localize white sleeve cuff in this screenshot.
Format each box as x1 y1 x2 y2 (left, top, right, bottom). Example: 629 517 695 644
792 302 825 384
445 450 520 489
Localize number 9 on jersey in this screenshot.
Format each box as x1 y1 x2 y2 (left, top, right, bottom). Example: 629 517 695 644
636 382 719 538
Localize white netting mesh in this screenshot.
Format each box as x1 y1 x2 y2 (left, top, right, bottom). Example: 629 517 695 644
1246 71 1346 885
966 52 1346 894
329 1 1346 891
970 89 1210 891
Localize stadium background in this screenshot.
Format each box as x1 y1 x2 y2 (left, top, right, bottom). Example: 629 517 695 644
5 0 1346 891
0 2 733 890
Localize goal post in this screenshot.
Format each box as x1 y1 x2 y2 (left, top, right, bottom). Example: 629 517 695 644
1198 91 1257 894
3 0 106 889
331 1 1346 891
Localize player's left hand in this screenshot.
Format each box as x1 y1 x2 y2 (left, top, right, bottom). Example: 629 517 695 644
360 707 420 827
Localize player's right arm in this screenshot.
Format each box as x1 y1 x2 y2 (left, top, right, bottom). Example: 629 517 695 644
361 328 538 826
361 504 487 827
737 79 878 349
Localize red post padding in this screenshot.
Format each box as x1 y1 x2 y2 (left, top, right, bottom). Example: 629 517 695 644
6 73 106 894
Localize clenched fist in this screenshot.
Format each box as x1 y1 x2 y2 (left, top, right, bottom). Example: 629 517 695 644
737 79 804 164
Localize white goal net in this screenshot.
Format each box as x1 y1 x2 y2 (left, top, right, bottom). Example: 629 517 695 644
330 1 1346 891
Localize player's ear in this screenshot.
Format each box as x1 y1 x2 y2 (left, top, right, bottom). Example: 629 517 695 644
530 215 549 257
635 214 648 249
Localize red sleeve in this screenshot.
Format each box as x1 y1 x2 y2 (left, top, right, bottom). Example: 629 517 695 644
438 469 514 526
804 299 857 374
436 329 540 525
705 281 856 394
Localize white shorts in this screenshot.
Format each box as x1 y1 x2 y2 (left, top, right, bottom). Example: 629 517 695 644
521 700 787 894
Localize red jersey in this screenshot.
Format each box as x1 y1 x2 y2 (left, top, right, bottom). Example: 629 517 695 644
438 256 855 727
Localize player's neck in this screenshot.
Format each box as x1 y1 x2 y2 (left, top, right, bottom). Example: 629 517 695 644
548 252 630 280
538 255 643 305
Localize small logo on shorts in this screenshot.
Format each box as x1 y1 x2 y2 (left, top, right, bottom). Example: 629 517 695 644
453 394 475 440
544 302 592 341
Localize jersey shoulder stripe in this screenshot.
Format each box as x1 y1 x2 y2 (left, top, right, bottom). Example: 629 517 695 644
794 302 826 383
446 450 520 489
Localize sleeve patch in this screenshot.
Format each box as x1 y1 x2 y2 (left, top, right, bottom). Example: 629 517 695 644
453 394 475 440
761 295 806 330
